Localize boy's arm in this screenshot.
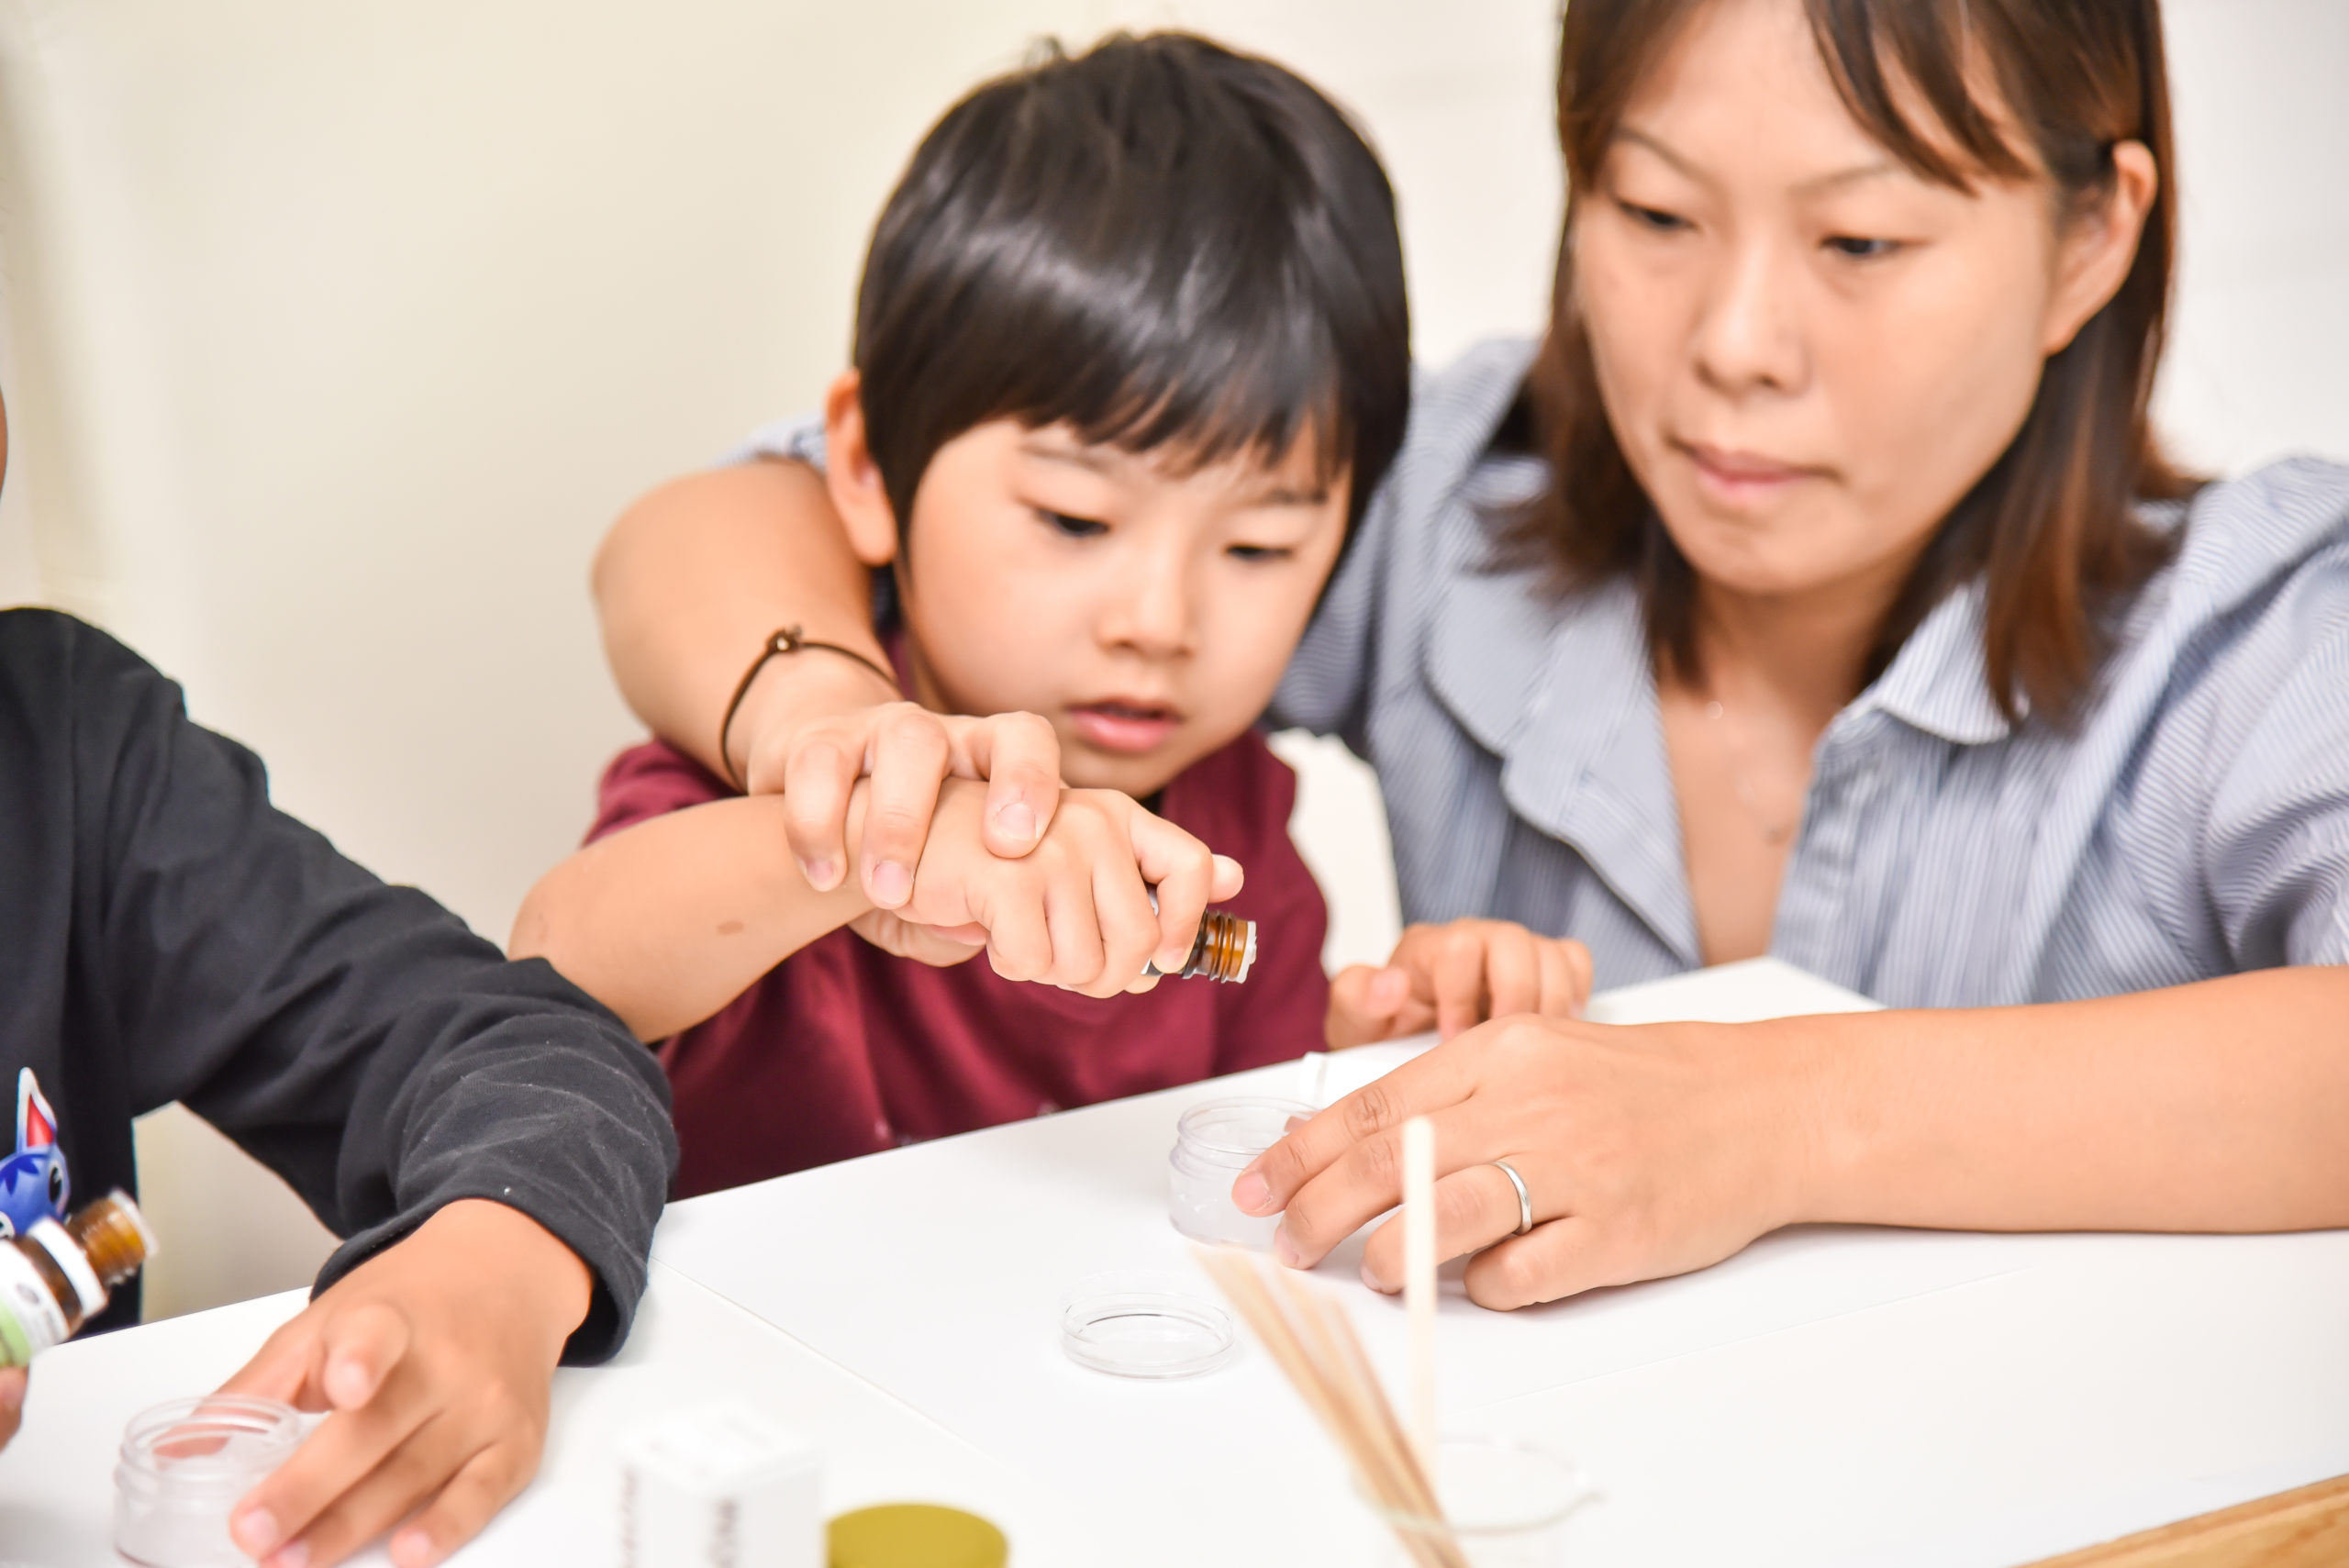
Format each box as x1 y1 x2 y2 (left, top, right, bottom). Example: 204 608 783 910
591 459 1066 900
65 619 674 1568
518 767 1251 1033
510 792 879 1041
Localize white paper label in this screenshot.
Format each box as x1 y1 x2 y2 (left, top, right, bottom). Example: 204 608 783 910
0 1245 71 1365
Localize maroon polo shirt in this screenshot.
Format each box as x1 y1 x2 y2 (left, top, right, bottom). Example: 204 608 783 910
589 733 1330 1198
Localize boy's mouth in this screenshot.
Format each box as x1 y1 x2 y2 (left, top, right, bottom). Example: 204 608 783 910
1066 698 1183 754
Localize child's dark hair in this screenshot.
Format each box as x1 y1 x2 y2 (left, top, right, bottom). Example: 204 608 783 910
852 32 1410 543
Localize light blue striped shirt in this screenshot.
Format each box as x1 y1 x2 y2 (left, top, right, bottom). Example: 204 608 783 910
1270 338 2349 1005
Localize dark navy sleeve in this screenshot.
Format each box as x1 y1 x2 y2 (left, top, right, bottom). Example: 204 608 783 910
65 617 675 1362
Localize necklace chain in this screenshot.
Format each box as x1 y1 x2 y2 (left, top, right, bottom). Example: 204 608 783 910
1702 698 1796 846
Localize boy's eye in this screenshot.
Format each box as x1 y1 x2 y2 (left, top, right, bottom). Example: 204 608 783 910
1823 234 1901 260
1617 199 1689 234
1226 543 1295 563
1038 508 1108 539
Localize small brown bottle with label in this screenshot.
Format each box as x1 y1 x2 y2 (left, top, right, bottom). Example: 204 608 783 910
1144 909 1257 983
0 1190 157 1367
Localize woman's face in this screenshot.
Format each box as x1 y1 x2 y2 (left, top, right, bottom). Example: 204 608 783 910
1575 0 2135 611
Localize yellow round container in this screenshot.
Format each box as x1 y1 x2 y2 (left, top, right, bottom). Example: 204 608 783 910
829 1503 1008 1568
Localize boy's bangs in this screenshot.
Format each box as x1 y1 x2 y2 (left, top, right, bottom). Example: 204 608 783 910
852 32 1408 537
996 249 1351 490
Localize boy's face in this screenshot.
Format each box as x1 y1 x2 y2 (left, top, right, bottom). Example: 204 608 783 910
890 420 1349 797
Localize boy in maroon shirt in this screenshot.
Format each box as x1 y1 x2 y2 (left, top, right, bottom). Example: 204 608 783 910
515 34 1578 1195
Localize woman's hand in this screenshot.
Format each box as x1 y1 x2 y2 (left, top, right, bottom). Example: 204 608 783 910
1234 1013 1825 1308
890 778 1244 996
219 1199 592 1568
1326 919 1595 1047
740 688 1067 909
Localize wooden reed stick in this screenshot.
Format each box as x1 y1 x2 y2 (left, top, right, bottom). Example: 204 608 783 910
1197 1246 1468 1568
1403 1115 1439 1472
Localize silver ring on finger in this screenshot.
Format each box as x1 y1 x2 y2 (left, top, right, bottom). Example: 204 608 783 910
1490 1159 1534 1238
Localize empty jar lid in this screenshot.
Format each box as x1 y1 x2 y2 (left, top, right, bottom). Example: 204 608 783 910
1059 1270 1237 1379
829 1503 1007 1568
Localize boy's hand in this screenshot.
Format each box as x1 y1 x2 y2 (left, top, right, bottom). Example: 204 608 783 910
220 1199 591 1568
847 905 989 967
1327 919 1594 1048
893 779 1242 996
0 1365 23 1451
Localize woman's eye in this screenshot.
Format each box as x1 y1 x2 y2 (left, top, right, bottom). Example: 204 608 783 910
1039 509 1108 539
1823 235 1901 260
1227 543 1295 563
1618 199 1689 234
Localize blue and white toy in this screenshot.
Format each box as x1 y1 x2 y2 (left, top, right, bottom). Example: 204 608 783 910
0 1067 71 1240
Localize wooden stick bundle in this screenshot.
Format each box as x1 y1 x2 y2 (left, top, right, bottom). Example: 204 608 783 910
1197 1246 1469 1568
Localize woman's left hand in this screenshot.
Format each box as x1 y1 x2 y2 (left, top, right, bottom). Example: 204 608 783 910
1233 1012 1826 1308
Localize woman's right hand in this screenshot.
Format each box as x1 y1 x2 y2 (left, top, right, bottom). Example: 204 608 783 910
735 684 1068 909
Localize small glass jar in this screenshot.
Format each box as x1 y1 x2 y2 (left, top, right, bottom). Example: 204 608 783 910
1166 1096 1314 1248
115 1396 307 1568
1358 1436 1595 1568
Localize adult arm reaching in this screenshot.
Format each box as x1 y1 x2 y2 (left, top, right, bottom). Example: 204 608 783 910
593 460 1065 904
1243 965 2349 1308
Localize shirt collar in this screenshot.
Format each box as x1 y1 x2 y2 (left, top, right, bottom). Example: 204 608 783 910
1855 579 2021 746
1428 569 1701 964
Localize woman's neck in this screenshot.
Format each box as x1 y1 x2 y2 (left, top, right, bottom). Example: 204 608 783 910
1682 561 1906 729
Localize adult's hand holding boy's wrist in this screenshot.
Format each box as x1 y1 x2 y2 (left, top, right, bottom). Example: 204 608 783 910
729 651 1069 909
219 1198 592 1568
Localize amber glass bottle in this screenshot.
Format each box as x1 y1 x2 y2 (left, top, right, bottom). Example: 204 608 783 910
0 1190 157 1367
1145 909 1257 983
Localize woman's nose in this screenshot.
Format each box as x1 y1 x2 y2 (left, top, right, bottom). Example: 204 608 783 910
1692 239 1808 398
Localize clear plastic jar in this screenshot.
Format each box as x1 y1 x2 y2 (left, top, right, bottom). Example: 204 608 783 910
115 1396 306 1568
1166 1096 1314 1248
1358 1436 1595 1567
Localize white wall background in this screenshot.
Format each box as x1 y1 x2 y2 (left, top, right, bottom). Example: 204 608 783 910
0 0 2336 1315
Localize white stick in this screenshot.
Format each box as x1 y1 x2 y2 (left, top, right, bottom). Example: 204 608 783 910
1402 1114 1438 1473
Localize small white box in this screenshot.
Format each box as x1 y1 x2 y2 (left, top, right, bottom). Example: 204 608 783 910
618 1403 822 1568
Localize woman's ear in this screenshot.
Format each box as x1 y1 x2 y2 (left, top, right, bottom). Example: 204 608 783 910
823 371 900 568
2040 140 2159 356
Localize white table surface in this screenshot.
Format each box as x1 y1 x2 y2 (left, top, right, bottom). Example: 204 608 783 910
0 1261 1103 1567
651 957 2349 1566
6 958 2345 1566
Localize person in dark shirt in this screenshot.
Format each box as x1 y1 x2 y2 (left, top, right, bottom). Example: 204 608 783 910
0 391 677 1566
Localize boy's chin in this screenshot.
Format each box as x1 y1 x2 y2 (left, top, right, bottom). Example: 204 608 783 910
1062 740 1194 801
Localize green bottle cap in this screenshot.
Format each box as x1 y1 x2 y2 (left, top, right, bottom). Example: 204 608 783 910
829 1503 1008 1568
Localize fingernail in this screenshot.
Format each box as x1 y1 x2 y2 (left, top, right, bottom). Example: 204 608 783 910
0 1370 24 1413
800 856 838 890
1231 1171 1272 1214
265 1541 311 1568
1274 1225 1305 1268
390 1526 435 1568
869 860 910 905
1283 1116 1308 1134
1361 1261 1391 1295
232 1507 282 1556
996 800 1038 844
324 1356 374 1410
